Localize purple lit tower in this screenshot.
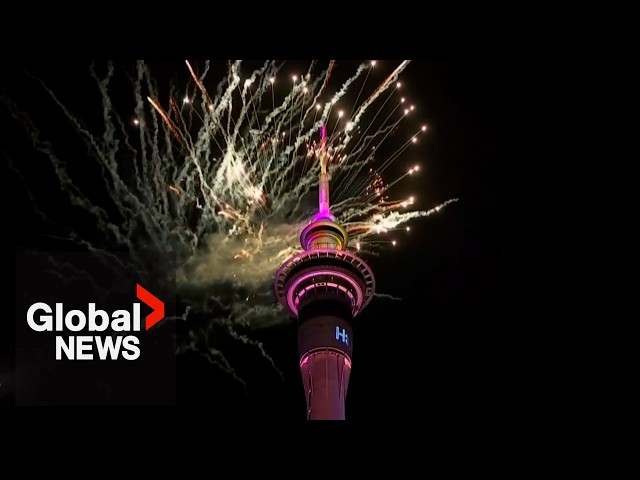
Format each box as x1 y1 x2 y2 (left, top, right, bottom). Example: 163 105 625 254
274 125 375 420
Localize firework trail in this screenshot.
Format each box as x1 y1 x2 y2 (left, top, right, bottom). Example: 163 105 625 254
1 60 457 390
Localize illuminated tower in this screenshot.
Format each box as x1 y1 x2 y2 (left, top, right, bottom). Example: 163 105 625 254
274 125 375 420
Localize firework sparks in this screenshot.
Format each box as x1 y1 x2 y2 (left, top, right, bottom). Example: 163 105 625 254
1 60 457 389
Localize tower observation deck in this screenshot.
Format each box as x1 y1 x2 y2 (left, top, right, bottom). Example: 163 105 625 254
274 125 375 420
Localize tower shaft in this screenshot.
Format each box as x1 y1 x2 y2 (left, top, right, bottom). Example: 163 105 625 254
298 312 352 420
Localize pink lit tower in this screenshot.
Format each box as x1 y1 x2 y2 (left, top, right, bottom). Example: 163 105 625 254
274 125 375 420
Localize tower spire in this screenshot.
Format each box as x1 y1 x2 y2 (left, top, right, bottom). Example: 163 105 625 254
315 124 334 222
300 125 348 250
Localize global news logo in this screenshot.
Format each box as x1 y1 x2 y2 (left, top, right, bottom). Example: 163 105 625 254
25 284 165 361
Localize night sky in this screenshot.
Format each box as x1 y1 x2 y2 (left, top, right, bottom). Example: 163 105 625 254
0 58 542 424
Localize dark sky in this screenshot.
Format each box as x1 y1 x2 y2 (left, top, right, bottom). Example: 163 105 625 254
0 59 542 423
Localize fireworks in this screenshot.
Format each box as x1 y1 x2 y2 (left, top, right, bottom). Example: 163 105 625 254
2 60 457 388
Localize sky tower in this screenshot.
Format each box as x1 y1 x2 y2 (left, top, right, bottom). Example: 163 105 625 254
274 125 375 420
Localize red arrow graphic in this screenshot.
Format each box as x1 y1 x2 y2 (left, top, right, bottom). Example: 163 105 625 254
136 284 165 330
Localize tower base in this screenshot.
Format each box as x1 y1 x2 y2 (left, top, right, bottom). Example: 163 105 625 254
300 349 352 420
